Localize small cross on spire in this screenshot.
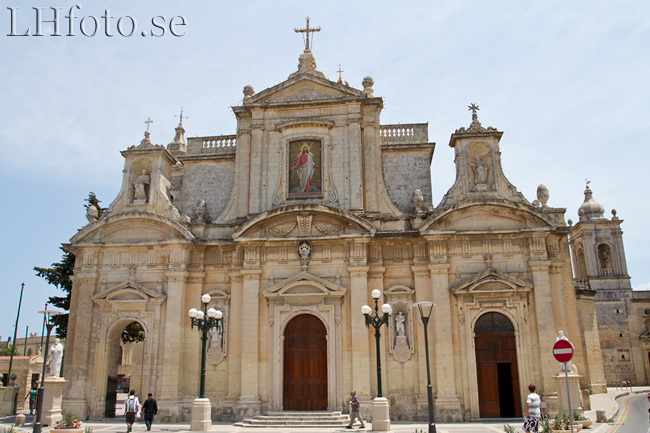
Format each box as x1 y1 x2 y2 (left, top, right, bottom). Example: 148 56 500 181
468 103 479 115
175 107 188 125
144 117 153 131
337 65 344 80
294 17 321 51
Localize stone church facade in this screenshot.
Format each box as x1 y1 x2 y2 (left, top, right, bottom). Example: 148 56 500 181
62 41 614 422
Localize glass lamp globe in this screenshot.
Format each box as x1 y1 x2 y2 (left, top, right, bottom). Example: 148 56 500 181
381 303 392 314
371 289 381 299
207 308 218 318
201 294 211 304
215 310 223 319
196 310 205 320
188 308 198 318
361 305 372 315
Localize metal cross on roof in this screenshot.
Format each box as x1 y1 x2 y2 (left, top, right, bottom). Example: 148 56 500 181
337 65 344 80
144 117 153 131
175 107 188 125
294 16 321 50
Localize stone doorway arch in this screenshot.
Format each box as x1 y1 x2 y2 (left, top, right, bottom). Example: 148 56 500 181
104 318 147 418
474 312 521 418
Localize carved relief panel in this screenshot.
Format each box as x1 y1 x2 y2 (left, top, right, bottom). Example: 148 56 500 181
384 285 415 363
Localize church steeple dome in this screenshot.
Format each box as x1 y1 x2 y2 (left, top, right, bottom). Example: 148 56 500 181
578 182 606 220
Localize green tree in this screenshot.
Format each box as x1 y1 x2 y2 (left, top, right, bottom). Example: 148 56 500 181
35 193 144 343
34 247 74 338
121 322 146 344
0 344 14 356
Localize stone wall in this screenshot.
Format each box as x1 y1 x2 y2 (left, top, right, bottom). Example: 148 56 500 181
595 293 635 385
177 160 235 221
381 149 433 213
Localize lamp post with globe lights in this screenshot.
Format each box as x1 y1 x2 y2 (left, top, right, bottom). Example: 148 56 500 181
188 294 222 431
413 301 436 433
362 289 392 431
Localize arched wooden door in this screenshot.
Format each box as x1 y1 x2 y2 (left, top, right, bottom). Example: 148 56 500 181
283 314 328 410
475 312 521 418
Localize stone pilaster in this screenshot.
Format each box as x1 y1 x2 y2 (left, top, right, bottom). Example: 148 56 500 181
411 265 431 420
429 263 462 422
348 265 371 397
237 269 262 417
347 103 363 211
224 272 243 416
529 260 559 395
236 124 252 218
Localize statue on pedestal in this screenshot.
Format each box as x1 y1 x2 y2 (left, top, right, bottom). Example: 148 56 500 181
49 338 64 377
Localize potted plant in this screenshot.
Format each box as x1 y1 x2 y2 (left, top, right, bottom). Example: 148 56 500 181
573 412 593 428
52 412 83 433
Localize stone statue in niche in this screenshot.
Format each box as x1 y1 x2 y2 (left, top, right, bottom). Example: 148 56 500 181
472 156 489 187
394 311 409 351
209 320 223 351
133 170 150 203
395 311 406 336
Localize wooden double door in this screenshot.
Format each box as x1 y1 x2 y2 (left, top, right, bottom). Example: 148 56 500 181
475 313 521 418
283 314 328 410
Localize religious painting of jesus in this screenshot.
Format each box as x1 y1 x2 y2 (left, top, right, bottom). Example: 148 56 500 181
289 140 321 197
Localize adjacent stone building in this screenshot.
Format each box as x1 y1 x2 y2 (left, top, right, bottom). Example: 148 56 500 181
62 35 611 422
569 185 650 386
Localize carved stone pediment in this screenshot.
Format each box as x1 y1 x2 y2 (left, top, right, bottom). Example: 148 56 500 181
251 75 363 105
262 271 346 302
232 205 375 240
92 281 166 304
450 267 533 295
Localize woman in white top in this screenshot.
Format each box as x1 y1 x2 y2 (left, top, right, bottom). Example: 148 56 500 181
523 384 541 433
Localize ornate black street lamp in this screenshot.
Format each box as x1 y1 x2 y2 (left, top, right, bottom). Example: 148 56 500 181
414 301 436 433
188 294 222 398
361 289 392 397
33 308 63 433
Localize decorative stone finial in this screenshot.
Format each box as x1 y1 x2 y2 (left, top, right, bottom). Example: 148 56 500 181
243 85 255 102
288 49 325 80
536 184 550 208
168 114 187 153
86 205 98 224
139 129 153 147
412 189 425 216
362 76 374 97
578 181 606 221
454 104 498 134
611 209 618 221
568 218 573 226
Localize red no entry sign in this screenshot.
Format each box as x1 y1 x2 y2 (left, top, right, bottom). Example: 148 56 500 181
553 339 574 363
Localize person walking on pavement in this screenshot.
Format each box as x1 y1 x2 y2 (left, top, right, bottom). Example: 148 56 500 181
142 393 158 431
124 390 140 433
522 384 541 433
346 390 365 429
26 384 37 415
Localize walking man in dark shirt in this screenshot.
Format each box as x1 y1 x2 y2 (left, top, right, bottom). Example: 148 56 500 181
346 390 365 429
142 393 158 431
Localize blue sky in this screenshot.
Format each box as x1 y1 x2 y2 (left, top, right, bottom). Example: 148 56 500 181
1 0 648 340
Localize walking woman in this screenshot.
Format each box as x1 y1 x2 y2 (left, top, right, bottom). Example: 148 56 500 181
523 384 541 433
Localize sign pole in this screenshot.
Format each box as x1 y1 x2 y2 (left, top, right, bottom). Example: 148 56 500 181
564 362 574 433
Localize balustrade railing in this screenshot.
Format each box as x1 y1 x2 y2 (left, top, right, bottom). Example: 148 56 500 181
202 135 237 150
380 123 428 145
574 278 591 290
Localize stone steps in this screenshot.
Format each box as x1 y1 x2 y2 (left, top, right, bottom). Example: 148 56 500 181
235 411 350 428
